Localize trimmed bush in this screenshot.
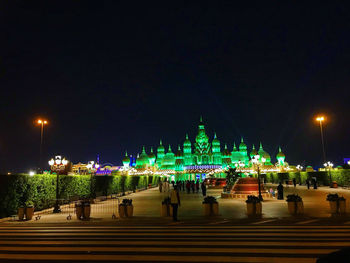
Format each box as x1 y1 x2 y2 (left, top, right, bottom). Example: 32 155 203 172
0 174 159 218
265 170 350 186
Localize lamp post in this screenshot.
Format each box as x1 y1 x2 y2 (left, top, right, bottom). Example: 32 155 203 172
316 116 326 164
49 156 68 213
296 165 303 184
252 155 265 201
324 161 333 187
87 161 99 198
236 160 245 174
37 119 48 172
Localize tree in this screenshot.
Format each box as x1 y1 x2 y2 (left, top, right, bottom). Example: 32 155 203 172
225 167 241 191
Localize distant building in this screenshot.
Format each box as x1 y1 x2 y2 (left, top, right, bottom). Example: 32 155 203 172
123 118 288 180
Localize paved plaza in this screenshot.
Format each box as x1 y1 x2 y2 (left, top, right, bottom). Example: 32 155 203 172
3 184 350 225
1 185 350 262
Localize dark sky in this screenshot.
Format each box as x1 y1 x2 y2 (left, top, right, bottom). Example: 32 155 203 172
1 1 349 172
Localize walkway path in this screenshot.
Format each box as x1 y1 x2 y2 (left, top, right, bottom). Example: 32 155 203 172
2 184 350 224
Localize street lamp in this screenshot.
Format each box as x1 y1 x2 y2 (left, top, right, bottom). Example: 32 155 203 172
316 116 326 164
324 161 334 187
238 160 245 173
296 165 303 185
87 161 99 198
252 155 265 201
49 156 69 213
37 119 48 172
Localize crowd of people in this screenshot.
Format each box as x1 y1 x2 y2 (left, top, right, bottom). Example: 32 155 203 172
159 177 320 221
158 179 207 196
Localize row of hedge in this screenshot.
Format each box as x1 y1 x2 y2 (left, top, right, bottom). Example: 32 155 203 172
264 170 350 186
0 174 160 218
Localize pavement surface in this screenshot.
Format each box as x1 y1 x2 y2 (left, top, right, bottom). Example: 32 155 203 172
1 185 350 262
3 184 350 225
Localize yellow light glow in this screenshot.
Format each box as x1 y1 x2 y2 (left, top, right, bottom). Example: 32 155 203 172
37 119 48 125
316 116 325 122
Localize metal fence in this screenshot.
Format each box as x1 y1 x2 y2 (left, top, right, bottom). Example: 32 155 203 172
13 195 120 222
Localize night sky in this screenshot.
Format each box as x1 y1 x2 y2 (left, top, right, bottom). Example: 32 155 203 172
1 1 349 172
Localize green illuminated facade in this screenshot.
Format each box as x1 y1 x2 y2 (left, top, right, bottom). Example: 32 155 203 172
124 118 286 180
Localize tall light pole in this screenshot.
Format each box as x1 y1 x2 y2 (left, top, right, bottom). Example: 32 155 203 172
252 155 265 201
324 161 334 187
37 119 48 172
49 156 68 213
316 116 326 164
87 161 99 199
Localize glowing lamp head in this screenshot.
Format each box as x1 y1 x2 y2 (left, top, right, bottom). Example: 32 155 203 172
62 159 68 166
95 164 100 169
48 159 55 166
261 157 266 163
29 171 35 176
55 159 62 165
37 120 42 124
316 116 325 122
44 120 47 124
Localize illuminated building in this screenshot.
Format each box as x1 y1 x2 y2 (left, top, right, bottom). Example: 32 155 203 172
124 118 288 180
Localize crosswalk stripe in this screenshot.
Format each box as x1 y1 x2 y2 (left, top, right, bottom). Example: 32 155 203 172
0 254 317 263
296 219 320 224
0 225 348 262
251 219 277 224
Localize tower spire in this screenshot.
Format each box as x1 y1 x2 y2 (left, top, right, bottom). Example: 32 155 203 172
241 137 244 143
200 115 203 122
160 139 162 145
214 132 217 139
186 133 189 140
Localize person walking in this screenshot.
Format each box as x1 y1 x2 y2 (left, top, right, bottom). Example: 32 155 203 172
170 185 181 221
159 181 163 193
277 182 284 200
191 180 195 193
196 180 200 193
306 179 310 189
313 179 318 189
186 181 190 194
201 181 207 196
293 178 296 188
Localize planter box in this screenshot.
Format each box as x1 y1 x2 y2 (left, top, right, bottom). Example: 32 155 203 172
203 203 219 216
119 204 134 218
76 205 83 219
18 207 25 221
161 204 173 217
83 205 91 220
246 203 262 217
330 181 338 188
25 207 34 220
288 201 304 215
329 201 338 214
339 200 346 214
256 203 262 215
